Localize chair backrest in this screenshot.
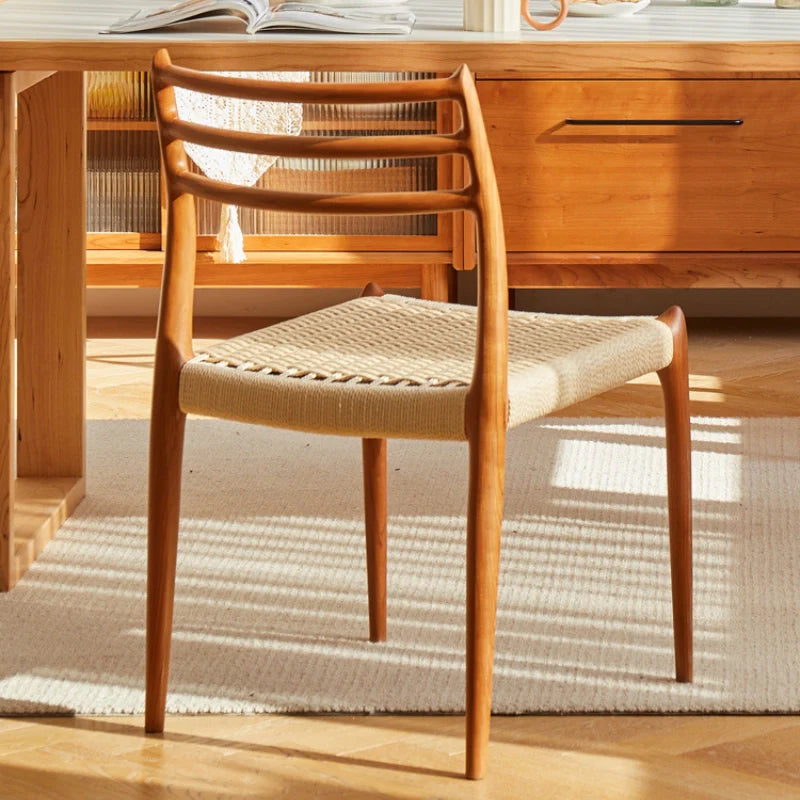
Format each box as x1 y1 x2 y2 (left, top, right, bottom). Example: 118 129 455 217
150 49 508 432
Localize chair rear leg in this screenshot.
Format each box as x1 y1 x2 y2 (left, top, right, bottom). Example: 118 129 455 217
362 437 387 642
358 281 388 643
145 394 187 733
465 432 505 780
657 306 692 683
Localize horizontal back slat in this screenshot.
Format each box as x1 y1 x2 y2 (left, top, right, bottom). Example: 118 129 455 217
174 171 473 216
162 119 467 160
159 61 464 106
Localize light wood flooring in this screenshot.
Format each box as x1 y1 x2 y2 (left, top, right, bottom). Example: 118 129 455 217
2 315 800 799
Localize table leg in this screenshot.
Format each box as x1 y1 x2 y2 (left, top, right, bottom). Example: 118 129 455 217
6 71 86 589
0 74 15 591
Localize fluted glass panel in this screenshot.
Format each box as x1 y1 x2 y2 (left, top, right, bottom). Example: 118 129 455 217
87 71 153 120
87 130 160 233
85 70 440 238
87 71 158 233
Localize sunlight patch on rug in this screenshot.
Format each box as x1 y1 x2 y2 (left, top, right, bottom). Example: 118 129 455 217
0 417 798 714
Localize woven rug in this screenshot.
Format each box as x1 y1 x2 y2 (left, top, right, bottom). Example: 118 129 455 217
1 418 798 715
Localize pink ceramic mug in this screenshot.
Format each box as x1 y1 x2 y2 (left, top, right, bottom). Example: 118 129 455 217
521 0 568 29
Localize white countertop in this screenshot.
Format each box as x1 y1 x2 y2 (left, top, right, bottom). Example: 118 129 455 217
0 0 798 43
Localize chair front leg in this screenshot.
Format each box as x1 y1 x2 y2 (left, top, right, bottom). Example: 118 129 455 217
465 428 505 780
362 437 387 642
145 387 187 733
657 306 693 683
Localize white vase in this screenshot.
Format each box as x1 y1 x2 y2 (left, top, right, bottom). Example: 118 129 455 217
463 0 521 32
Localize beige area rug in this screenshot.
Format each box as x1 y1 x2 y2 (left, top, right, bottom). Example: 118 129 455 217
1 418 798 715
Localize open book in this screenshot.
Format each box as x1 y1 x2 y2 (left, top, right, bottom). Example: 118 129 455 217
107 0 416 34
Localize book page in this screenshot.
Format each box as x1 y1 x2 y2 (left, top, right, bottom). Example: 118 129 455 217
108 0 268 32
249 2 415 33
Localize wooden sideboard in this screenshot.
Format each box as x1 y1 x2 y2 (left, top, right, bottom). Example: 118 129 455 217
79 67 800 295
475 75 800 289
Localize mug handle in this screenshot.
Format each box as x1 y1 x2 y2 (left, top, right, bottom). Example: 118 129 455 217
521 0 568 30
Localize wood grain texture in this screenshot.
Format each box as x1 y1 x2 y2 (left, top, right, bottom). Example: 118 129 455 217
506 253 800 289
86 252 443 289
478 79 800 254
12 476 85 585
460 64 509 780
16 71 86 478
88 118 434 133
420 263 455 302
360 282 388 643
2 41 800 77
12 70 54 94
435 93 457 284
362 437 387 643
0 73 15 591
86 233 162 251
657 307 693 683
1 714 798 800
86 74 800 292
87 250 451 265
1 72 88 590
170 234 447 253
144 187 197 735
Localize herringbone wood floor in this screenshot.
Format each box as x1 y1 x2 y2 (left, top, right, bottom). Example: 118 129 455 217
2 316 799 799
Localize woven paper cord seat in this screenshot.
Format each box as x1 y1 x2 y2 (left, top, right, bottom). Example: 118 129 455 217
180 294 674 440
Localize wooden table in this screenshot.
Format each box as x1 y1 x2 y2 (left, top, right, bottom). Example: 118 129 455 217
1 0 798 589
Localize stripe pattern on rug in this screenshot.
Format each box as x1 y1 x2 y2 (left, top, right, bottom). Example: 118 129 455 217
1 417 798 714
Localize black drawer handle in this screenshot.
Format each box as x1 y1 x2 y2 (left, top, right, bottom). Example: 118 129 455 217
565 118 744 126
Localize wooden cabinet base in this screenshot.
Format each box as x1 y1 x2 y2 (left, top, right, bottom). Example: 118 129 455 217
507 252 800 289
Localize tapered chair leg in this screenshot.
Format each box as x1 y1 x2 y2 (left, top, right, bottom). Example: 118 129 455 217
465 431 505 780
359 282 388 643
145 391 187 733
657 306 693 683
362 437 387 642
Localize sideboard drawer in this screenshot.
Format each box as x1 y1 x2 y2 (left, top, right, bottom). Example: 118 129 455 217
477 79 800 253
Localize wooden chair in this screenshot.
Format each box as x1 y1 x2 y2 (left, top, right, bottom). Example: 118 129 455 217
147 49 692 780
